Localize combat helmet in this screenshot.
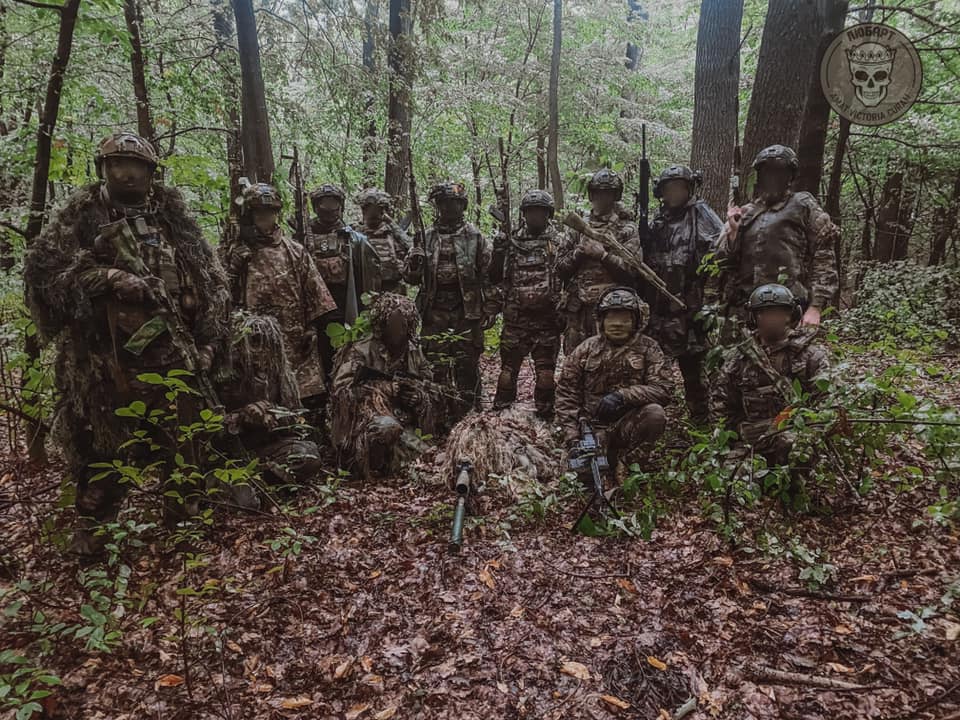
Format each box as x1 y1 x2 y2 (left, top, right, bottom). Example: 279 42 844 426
94 132 158 177
587 168 624 200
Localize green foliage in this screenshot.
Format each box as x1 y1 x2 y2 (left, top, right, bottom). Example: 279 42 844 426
0 651 61 720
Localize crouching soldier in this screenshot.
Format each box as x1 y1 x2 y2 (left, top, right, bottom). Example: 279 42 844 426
717 284 831 466
556 287 673 472
331 294 445 477
215 311 325 501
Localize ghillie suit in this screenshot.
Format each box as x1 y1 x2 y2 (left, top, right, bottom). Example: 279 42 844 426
441 407 558 495
23 181 231 546
214 311 324 505
331 293 444 478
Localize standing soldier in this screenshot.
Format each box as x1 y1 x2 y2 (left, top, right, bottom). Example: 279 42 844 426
220 183 336 413
403 181 490 417
490 189 563 419
356 188 410 295
301 183 380 380
556 168 643 352
331 294 444 477
556 287 673 472
23 131 231 555
644 165 723 425
717 145 839 329
717 283 831 466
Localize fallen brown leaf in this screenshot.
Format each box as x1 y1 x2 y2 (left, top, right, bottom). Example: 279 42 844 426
647 656 667 671
600 693 630 710
560 660 591 681
156 674 184 688
346 703 371 720
373 707 398 720
280 696 313 709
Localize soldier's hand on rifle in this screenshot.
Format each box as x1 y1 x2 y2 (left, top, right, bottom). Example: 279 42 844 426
240 400 276 430
576 238 605 261
596 391 627 424
725 205 742 239
801 306 821 327
406 248 425 273
229 244 253 273
108 270 156 305
395 376 422 409
197 345 214 371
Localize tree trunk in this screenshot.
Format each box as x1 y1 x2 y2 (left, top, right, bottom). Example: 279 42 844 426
929 169 960 266
624 1 645 70
547 0 563 209
23 0 83 464
536 131 547 190
795 0 848 196
690 0 744 215
123 0 157 150
232 0 274 183
384 0 412 207
213 0 243 221
740 0 822 192
873 171 912 263
362 0 379 187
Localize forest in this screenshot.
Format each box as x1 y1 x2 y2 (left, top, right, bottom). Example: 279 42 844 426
1 0 960 718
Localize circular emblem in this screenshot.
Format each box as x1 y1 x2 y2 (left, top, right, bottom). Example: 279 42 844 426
820 23 922 126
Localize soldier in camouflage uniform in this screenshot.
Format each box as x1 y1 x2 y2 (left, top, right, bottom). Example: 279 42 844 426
356 188 410 295
301 183 380 381
403 181 490 417
717 145 839 329
556 287 673 471
556 169 644 352
23 132 231 555
644 165 723 425
216 311 324 496
331 294 444 477
717 284 831 465
219 183 336 411
490 189 562 418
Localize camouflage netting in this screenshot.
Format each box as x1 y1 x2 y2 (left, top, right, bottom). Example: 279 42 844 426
230 311 300 409
440 407 560 492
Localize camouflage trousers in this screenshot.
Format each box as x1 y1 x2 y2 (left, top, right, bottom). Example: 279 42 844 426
677 352 711 426
422 293 483 420
600 403 667 469
361 415 429 478
495 312 561 417
562 301 599 354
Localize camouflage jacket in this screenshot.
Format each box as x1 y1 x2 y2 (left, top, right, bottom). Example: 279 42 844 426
716 191 839 313
555 202 643 311
556 331 674 441
357 219 411 289
403 221 490 320
301 219 380 322
490 222 561 322
644 199 723 355
220 228 336 399
718 329 831 443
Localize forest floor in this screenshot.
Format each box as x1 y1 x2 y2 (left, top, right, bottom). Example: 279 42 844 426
1 350 959 720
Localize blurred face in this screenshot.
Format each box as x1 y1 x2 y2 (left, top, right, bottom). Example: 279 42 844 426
755 306 793 343
436 198 464 224
251 208 279 237
382 309 409 355
662 179 690 209
757 165 793 202
103 157 154 204
601 308 636 344
522 206 550 234
590 189 617 216
362 203 385 228
312 196 343 227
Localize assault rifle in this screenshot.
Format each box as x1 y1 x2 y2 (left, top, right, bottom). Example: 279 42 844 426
563 211 687 310
568 419 618 532
449 459 473 553
99 218 223 412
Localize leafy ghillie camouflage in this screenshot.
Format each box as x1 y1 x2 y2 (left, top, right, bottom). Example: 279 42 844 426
23 182 231 472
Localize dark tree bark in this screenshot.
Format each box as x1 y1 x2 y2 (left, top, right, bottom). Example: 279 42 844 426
795 0 848 196
547 0 563 209
740 0 822 191
929 169 960 266
690 0 744 215
213 0 242 221
873 170 915 263
23 0 83 463
536 131 547 190
123 0 156 150
362 0 379 187
384 0 412 206
232 0 274 183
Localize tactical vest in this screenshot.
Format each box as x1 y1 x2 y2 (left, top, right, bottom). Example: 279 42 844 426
572 215 626 306
421 223 485 319
736 336 813 434
364 223 402 285
436 233 460 288
504 230 557 311
736 192 817 304
305 223 349 288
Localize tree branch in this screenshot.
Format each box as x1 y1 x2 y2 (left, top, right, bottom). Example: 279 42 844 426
10 0 64 11
0 220 26 237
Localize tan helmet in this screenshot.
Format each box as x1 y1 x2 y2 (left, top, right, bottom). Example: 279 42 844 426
309 184 346 206
94 132 158 177
596 286 650 331
357 188 392 209
428 181 469 206
240 183 283 215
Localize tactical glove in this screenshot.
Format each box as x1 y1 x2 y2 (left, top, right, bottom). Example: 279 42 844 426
595 391 627 423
